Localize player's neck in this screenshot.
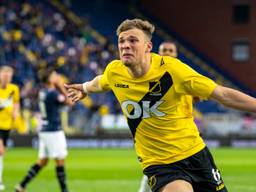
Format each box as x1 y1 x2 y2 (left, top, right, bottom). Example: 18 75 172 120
128 54 151 78
0 82 8 89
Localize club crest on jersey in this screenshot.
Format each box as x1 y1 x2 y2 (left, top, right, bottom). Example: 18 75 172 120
149 81 162 96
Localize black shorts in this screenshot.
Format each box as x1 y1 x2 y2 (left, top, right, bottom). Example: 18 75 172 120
144 147 228 192
0 129 10 146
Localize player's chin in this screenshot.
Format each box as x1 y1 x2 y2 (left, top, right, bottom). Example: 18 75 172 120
121 59 133 67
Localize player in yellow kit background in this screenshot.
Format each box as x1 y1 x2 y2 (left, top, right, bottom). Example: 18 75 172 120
65 19 256 192
0 65 20 190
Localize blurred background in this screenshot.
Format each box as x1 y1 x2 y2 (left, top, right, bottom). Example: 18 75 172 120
1 0 256 191
1 0 256 145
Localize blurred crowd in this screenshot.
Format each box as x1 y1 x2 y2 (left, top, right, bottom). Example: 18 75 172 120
0 0 121 134
1 0 256 136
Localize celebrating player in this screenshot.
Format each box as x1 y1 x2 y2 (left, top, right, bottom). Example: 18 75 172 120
65 19 256 192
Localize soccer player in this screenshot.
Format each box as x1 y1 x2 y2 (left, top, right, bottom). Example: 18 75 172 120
0 66 20 190
15 69 73 192
158 41 178 58
65 19 256 192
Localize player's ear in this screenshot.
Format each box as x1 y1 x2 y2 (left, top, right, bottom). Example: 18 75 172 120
146 41 153 53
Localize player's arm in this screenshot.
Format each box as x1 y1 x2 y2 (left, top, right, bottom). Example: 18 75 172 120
12 86 20 120
210 85 256 113
64 75 106 103
12 101 20 120
55 80 74 106
84 75 106 93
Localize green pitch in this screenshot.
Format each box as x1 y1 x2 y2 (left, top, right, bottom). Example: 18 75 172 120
4 147 256 191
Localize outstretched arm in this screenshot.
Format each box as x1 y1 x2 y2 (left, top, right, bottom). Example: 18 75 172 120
64 75 106 102
210 85 256 113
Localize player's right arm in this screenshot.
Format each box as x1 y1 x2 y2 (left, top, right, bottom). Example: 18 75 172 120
64 75 107 103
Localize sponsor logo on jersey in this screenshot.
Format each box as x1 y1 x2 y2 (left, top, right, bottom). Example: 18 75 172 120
115 83 129 88
121 100 166 119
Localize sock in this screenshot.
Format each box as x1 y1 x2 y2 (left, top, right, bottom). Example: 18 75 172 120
56 166 68 192
0 156 3 183
20 163 41 188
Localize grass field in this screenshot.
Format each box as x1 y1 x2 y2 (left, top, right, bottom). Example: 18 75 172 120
3 147 256 192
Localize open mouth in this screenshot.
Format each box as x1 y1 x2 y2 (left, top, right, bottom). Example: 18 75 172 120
122 53 133 58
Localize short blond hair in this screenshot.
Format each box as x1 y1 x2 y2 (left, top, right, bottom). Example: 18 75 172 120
116 19 155 40
0 65 13 73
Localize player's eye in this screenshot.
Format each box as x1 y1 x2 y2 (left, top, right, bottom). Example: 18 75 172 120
118 39 124 44
129 38 138 44
163 48 174 52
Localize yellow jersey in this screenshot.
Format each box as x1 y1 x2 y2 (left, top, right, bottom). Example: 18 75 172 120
0 83 20 130
100 53 217 169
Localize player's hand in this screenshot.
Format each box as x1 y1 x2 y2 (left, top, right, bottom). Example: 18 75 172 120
64 84 87 102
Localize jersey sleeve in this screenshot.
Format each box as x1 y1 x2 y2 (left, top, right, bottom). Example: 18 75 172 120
171 60 217 99
99 62 112 91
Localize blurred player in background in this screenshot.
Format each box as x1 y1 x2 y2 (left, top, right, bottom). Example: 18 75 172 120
0 66 20 190
65 19 256 192
158 41 178 57
15 69 73 192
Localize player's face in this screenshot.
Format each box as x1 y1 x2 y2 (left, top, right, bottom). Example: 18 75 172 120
0 70 13 85
159 43 177 58
118 28 152 67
